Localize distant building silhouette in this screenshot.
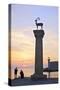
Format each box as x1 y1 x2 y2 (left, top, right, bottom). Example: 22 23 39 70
43 57 58 78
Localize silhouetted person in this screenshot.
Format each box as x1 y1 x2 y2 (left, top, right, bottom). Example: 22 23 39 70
14 67 18 79
20 70 24 79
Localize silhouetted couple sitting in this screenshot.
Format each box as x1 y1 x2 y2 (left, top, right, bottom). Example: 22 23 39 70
14 67 24 79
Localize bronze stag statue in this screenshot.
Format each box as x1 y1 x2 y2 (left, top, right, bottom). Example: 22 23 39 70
35 17 43 30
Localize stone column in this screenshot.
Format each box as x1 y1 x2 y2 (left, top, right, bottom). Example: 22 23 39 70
31 30 47 79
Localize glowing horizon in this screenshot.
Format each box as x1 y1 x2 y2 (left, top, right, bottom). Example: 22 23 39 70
11 27 58 67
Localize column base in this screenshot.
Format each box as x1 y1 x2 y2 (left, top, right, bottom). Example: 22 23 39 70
31 73 47 80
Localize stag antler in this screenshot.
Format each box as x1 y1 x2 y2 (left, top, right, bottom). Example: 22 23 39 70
37 17 40 20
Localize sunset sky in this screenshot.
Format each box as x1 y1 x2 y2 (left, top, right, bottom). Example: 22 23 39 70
10 4 58 78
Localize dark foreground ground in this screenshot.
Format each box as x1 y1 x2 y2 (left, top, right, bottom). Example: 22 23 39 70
8 77 58 86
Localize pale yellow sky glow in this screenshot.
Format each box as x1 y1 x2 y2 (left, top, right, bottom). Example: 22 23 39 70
11 28 35 67
11 27 58 68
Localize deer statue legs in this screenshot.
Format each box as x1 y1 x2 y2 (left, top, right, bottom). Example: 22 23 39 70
35 19 43 30
36 24 43 30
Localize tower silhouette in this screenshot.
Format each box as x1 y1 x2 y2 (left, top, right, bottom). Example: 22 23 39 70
31 18 47 79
